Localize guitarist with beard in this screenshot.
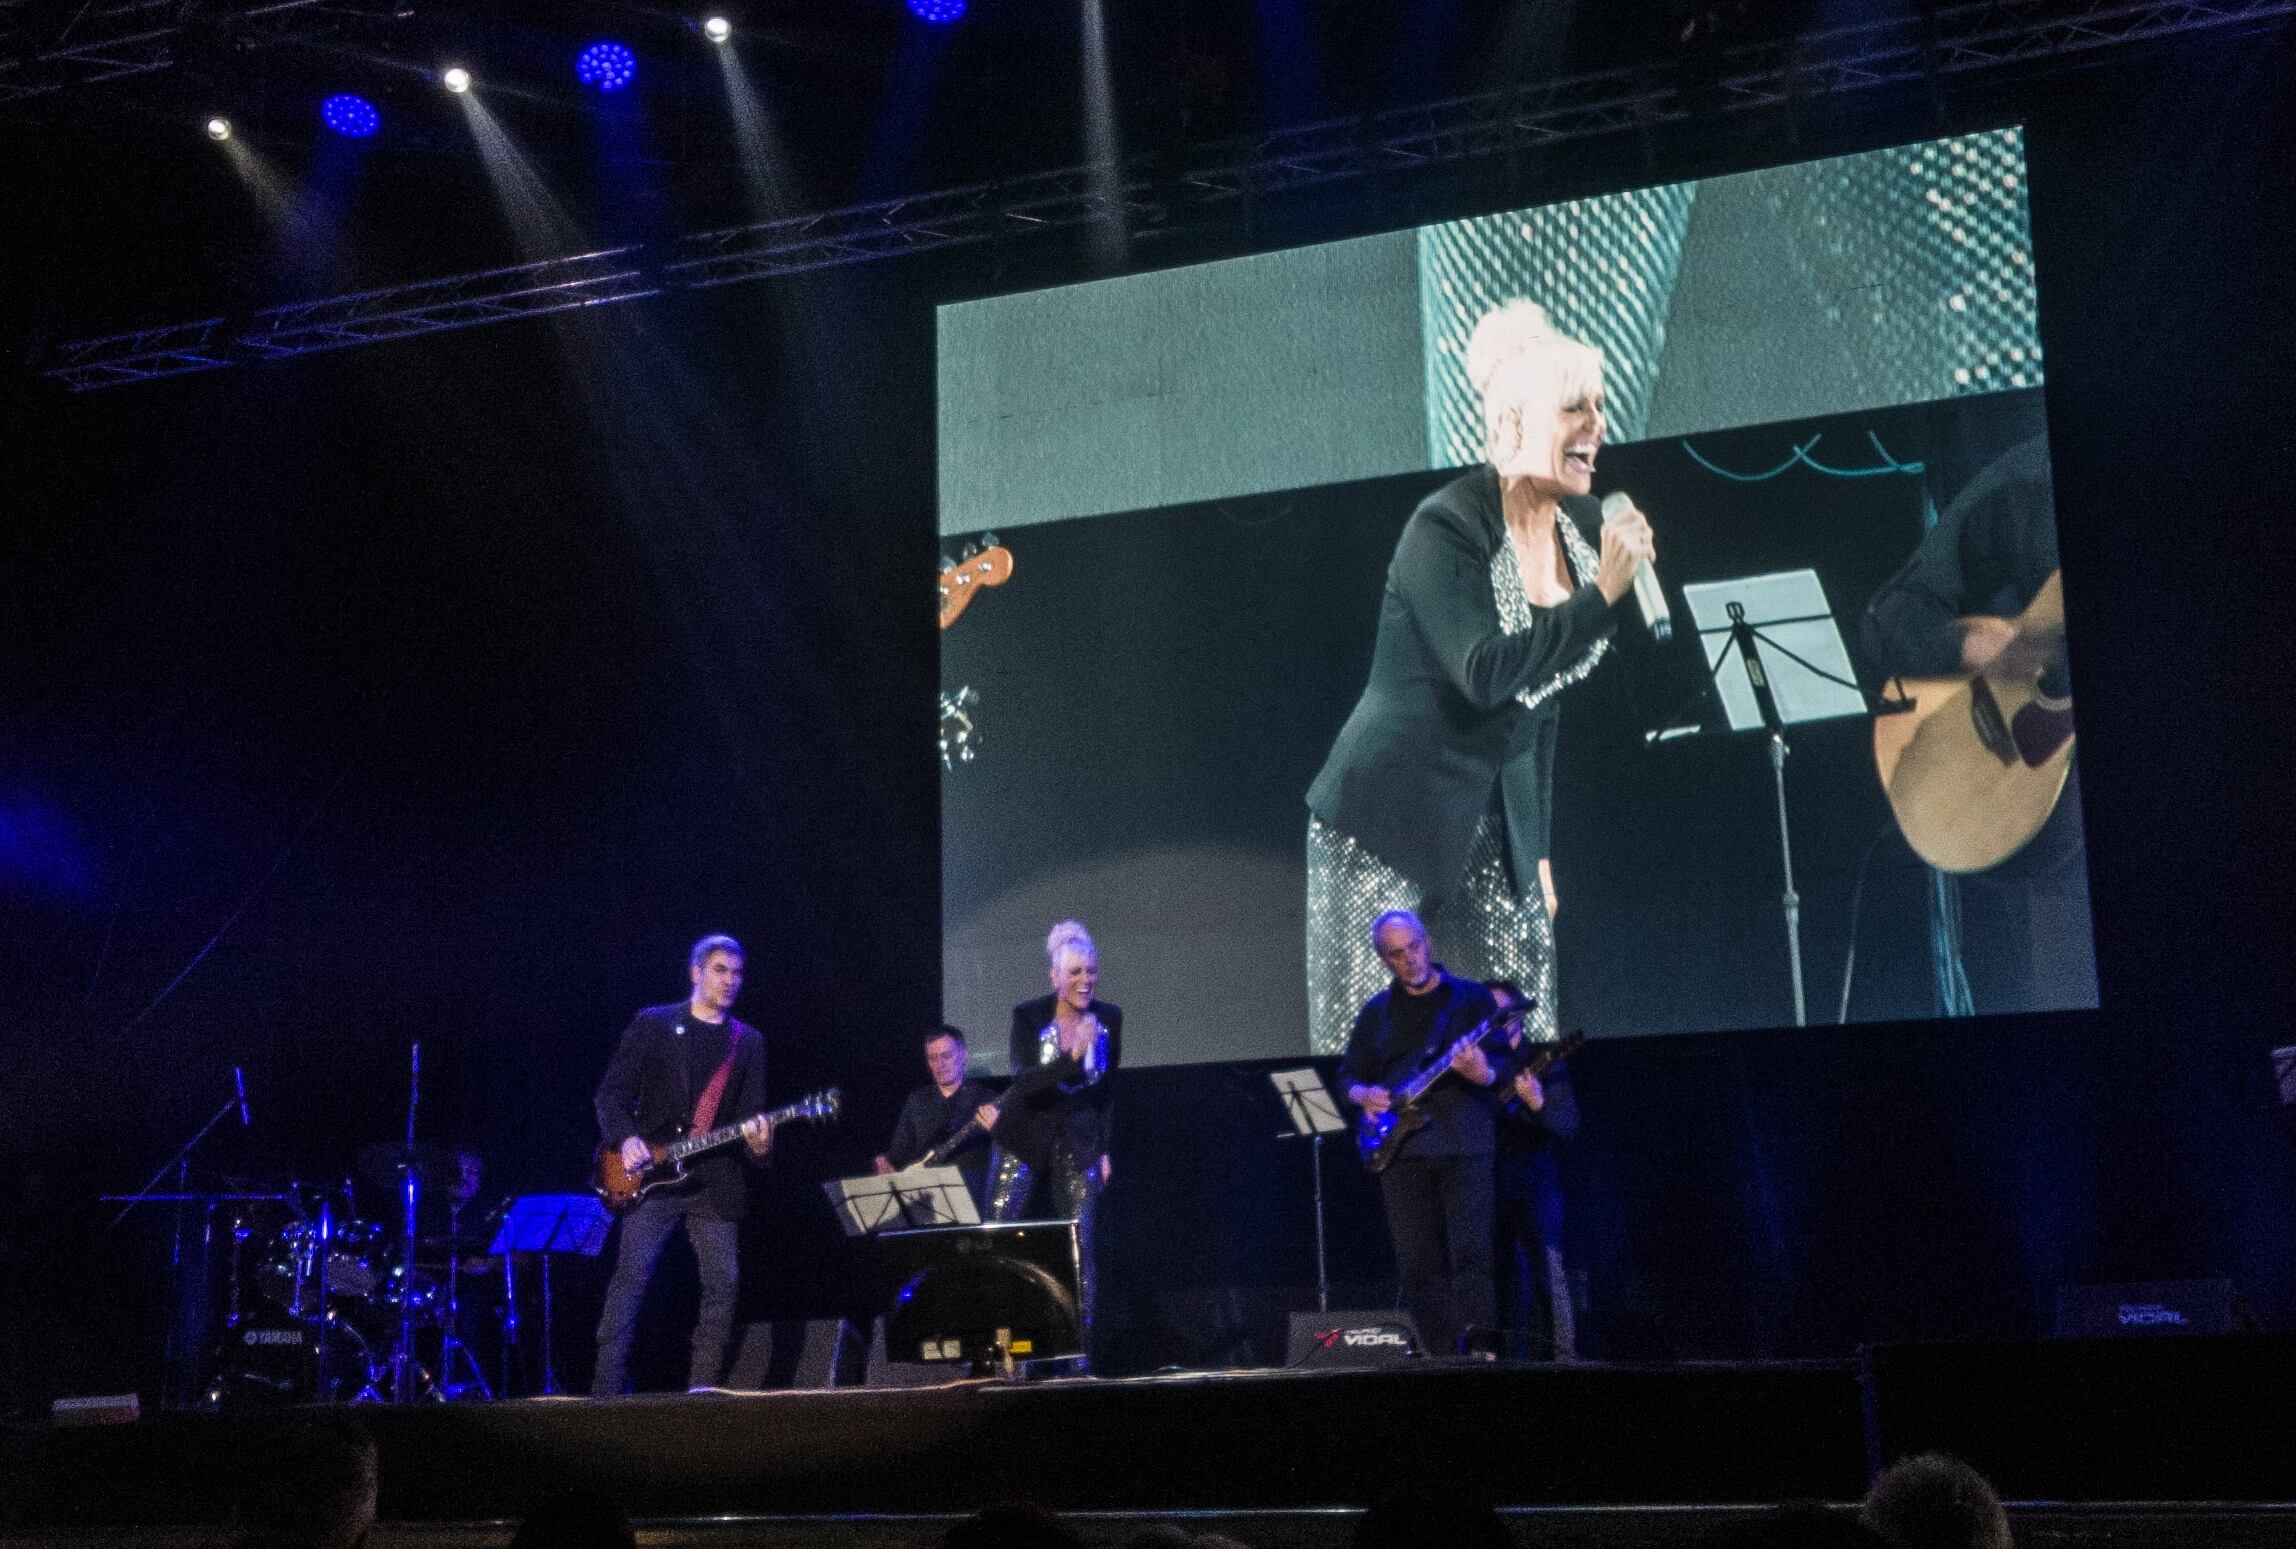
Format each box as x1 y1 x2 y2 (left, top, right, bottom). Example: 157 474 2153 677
1861 431 2097 1015
1340 910 1507 1359
590 934 773 1396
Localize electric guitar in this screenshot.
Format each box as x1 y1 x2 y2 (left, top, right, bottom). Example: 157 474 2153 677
1358 1007 1560 1174
938 540 1013 767
1872 570 2073 873
593 1088 842 1215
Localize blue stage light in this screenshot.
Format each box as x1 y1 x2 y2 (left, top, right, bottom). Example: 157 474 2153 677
321 94 380 138
908 0 966 22
576 40 639 91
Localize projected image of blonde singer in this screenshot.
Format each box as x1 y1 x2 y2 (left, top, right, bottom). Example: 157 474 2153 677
1305 301 1659 1054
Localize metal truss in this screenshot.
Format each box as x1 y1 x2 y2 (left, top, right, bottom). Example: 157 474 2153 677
0 0 326 105
665 169 1167 289
240 250 658 359
38 0 2294 389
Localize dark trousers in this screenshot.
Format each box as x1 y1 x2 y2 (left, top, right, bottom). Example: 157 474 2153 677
1379 1151 1495 1358
1495 1150 1574 1360
591 1195 740 1395
987 1142 1101 1349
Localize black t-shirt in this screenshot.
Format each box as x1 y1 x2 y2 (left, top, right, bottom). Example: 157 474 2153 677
1338 969 1502 1159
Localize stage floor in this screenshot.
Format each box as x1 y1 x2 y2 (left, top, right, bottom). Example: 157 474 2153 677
6 1338 2295 1537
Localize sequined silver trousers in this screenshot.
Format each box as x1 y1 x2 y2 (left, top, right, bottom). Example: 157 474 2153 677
1306 811 1558 1054
986 1143 1100 1344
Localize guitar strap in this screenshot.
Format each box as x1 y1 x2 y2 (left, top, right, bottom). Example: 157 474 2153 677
689 1031 742 1135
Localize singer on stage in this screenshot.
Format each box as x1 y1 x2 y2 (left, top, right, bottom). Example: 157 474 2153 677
1304 299 1656 1053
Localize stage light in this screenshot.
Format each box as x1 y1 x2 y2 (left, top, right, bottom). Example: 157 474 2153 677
205 116 232 141
907 0 966 22
321 94 380 138
703 15 732 42
576 40 639 91
441 66 472 94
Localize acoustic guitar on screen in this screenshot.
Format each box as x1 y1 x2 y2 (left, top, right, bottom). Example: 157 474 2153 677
1872 570 2073 873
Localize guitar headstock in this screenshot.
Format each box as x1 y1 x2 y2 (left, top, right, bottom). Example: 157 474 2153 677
939 686 981 768
794 1087 842 1123
938 540 1014 630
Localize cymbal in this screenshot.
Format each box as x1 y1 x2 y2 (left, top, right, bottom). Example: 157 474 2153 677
356 1141 478 1197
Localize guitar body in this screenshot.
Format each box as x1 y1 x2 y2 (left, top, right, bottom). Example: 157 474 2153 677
1873 572 2074 874
1357 1107 1431 1176
592 1141 696 1215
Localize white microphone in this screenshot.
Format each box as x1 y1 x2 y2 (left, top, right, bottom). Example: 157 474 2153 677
1600 490 1672 642
233 1066 251 1127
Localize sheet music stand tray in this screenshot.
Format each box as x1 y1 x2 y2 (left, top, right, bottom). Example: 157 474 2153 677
825 1167 982 1237
490 1194 610 1396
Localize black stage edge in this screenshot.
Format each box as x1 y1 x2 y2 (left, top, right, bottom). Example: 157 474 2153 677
8 1362 1862 1525
12 1338 2296 1531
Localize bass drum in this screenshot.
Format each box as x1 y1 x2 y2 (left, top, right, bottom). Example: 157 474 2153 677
205 1309 382 1409
256 1218 387 1312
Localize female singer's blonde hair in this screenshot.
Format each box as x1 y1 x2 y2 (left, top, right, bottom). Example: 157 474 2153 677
1045 919 1098 970
1463 300 1605 479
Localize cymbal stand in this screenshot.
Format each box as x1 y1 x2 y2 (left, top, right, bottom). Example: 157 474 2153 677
436 1201 493 1400
392 1042 422 1404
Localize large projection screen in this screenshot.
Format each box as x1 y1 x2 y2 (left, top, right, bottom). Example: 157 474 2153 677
939 130 2095 1069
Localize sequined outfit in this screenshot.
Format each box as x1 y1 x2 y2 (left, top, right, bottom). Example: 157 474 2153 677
987 999 1120 1347
1306 466 1615 1053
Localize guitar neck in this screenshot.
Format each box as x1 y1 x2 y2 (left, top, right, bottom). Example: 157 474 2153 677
919 1115 985 1169
664 1100 806 1165
1396 1010 1522 1106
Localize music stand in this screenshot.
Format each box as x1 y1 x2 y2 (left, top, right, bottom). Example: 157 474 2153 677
489 1194 610 1396
825 1168 983 1236
1270 1068 1347 1313
1656 569 1869 1026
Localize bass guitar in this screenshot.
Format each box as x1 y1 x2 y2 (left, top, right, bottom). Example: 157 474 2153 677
1357 1006 1539 1174
593 1088 842 1215
1872 570 2073 873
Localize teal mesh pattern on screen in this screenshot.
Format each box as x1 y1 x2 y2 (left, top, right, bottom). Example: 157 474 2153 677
1419 183 1700 465
1886 128 2043 396
1418 130 2043 463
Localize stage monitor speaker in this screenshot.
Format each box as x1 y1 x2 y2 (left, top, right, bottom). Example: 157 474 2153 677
2053 1279 2241 1338
725 1318 865 1389
1286 1310 1422 1367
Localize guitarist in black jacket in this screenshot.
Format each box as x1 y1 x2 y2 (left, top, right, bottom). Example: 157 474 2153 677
1340 909 1506 1359
590 934 772 1395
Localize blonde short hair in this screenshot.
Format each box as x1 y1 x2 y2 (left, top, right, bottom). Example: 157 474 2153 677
1045 919 1097 969
1463 300 1604 478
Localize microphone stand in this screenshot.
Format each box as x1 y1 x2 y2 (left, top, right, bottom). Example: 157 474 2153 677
106 1075 244 1409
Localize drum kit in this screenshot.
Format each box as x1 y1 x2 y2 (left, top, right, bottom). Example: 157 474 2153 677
203 1140 499 1408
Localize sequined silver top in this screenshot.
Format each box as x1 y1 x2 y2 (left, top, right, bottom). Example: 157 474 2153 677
1490 517 1612 712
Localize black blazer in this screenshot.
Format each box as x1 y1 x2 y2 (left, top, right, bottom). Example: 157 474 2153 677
1307 467 1615 900
1003 995 1122 1169
593 1002 767 1217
